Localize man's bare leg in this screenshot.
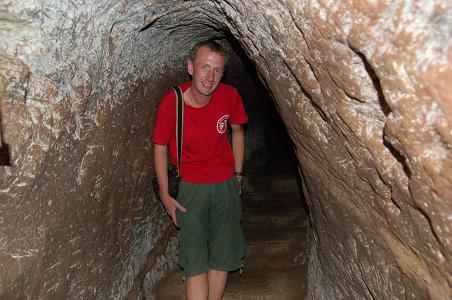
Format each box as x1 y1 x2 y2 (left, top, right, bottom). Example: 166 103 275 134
186 273 208 300
207 269 228 300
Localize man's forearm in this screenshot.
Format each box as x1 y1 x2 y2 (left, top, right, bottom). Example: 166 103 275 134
231 125 245 173
154 144 170 197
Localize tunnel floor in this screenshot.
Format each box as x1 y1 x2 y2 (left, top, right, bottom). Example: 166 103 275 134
154 159 309 299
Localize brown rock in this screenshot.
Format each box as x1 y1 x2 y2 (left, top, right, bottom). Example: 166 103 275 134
0 0 450 299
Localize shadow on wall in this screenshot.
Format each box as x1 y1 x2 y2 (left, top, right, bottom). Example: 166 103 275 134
219 36 307 211
0 110 11 166
221 37 298 172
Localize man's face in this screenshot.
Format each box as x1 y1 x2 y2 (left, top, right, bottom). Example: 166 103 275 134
187 46 225 98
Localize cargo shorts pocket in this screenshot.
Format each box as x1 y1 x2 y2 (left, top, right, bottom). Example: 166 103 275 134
175 182 189 227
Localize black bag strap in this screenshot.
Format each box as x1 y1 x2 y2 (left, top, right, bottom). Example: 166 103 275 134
171 85 183 176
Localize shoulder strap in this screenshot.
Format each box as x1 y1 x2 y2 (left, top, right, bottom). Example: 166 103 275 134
171 86 183 176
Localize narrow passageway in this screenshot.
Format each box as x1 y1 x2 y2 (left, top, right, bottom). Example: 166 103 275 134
1 1 450 299
155 147 309 299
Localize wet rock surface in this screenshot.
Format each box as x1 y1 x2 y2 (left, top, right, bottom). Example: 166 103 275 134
1 0 451 299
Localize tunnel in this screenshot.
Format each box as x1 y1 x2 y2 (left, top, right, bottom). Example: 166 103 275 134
0 1 451 299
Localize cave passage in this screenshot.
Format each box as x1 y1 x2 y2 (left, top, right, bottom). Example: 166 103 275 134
1 1 450 300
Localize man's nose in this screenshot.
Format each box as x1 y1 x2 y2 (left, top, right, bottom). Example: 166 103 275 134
206 68 214 81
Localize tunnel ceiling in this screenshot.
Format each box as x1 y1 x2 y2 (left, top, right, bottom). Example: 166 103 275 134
1 0 451 299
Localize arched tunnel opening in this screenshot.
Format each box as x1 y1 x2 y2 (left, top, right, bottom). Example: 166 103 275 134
0 1 450 300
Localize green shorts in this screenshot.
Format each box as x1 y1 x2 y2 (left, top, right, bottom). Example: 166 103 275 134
176 177 245 277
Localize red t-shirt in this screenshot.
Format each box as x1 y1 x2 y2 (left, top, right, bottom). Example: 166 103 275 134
152 82 248 184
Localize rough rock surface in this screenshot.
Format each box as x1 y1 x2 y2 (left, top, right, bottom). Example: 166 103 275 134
1 0 451 299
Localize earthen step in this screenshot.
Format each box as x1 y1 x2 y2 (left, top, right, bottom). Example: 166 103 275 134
247 176 300 195
242 205 307 230
243 228 307 270
154 267 307 300
153 271 185 300
242 191 304 209
225 267 307 299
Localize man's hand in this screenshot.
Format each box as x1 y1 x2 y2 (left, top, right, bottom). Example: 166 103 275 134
231 124 245 195
160 193 187 227
236 174 244 195
154 144 187 226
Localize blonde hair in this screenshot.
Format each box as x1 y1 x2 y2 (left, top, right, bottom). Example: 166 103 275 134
188 40 228 66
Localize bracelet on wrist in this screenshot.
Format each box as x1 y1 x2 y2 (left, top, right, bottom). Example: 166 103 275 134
234 171 243 176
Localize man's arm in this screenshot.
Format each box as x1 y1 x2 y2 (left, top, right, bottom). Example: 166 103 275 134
154 144 186 226
231 124 245 187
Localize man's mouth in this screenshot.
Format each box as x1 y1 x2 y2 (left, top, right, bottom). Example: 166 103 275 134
202 81 214 88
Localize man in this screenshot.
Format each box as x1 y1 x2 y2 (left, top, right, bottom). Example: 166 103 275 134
152 40 247 299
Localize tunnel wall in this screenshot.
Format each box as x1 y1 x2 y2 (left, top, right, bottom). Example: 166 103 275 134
1 1 451 299
214 1 451 299
0 2 201 298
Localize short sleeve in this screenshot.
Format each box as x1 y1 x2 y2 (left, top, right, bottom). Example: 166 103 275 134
152 91 176 145
228 88 248 125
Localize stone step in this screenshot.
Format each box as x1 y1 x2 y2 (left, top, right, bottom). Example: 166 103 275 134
243 227 307 270
247 175 300 195
242 191 304 209
225 267 307 299
242 204 307 230
153 271 185 300
154 267 307 300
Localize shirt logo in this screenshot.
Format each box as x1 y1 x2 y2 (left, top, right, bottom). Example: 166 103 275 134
217 115 229 134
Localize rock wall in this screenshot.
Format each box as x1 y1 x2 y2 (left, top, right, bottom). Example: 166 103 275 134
1 0 451 299
213 1 451 299
0 1 203 298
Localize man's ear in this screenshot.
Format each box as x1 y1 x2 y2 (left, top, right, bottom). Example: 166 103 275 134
187 59 194 76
